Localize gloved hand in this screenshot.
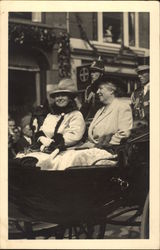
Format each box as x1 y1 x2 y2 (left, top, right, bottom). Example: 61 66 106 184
44 141 57 154
39 136 53 147
43 133 65 154
44 133 65 153
96 134 113 149
34 130 45 141
54 133 65 151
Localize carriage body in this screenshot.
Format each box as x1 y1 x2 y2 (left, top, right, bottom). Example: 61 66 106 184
9 126 149 239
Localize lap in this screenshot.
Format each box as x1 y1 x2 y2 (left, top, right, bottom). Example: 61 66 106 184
16 147 117 171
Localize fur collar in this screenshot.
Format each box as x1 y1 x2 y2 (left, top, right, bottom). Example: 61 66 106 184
51 100 78 115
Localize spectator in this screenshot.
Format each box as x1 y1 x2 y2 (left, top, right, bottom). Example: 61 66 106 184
14 115 33 153
104 25 113 43
131 65 149 128
80 57 104 119
8 117 21 159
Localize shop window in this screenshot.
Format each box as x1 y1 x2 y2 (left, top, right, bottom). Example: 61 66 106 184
9 12 32 20
139 13 149 49
129 12 135 46
44 12 66 27
9 12 42 22
103 12 123 44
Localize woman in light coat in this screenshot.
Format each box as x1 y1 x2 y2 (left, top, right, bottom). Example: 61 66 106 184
30 78 86 152
88 90 132 146
16 79 86 162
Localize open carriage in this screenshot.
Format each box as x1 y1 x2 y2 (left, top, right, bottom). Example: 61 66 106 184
9 123 149 239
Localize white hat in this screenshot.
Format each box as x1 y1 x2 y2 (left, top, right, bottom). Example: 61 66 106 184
50 78 78 99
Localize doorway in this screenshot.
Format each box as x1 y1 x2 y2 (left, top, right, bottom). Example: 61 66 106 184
9 70 37 123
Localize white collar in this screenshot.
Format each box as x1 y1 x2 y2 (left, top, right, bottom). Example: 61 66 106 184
24 135 32 144
144 83 150 95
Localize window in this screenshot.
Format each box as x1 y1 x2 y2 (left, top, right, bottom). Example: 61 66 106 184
9 12 42 23
69 13 97 41
129 12 135 46
139 13 149 49
9 12 32 20
100 12 149 50
103 12 123 44
44 12 66 27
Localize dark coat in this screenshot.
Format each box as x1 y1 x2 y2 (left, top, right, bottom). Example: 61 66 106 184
15 136 32 153
131 84 149 123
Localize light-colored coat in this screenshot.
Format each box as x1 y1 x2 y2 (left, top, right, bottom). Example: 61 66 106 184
88 98 133 145
40 111 86 147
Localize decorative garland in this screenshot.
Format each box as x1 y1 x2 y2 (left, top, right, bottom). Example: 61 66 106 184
9 21 71 77
57 32 71 78
9 22 56 50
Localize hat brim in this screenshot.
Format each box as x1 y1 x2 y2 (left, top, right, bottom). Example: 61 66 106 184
90 75 125 93
50 90 77 98
137 69 149 74
90 67 104 73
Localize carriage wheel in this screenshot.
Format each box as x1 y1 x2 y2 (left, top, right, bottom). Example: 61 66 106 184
140 193 149 239
56 223 106 239
76 223 106 239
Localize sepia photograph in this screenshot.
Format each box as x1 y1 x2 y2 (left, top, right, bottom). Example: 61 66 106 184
0 1 159 249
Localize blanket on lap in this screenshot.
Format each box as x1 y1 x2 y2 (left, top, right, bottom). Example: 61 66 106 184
16 148 117 171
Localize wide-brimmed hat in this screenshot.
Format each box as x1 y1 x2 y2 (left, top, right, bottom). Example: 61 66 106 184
90 56 105 73
137 65 149 74
50 78 78 99
91 75 125 95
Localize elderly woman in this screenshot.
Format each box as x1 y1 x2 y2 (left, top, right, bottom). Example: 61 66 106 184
86 75 133 147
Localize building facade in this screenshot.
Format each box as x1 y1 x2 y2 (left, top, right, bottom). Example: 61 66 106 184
9 12 149 122
69 12 149 93
9 12 67 122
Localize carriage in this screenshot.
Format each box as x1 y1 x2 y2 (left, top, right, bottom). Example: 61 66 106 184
8 121 149 239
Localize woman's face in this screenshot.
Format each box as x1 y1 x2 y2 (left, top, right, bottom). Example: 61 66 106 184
54 94 70 107
97 83 114 104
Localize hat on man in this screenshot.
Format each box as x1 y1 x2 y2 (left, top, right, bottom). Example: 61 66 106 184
50 78 78 99
137 65 149 74
90 56 105 73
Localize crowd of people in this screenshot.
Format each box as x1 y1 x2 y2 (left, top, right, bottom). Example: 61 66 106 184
9 60 149 171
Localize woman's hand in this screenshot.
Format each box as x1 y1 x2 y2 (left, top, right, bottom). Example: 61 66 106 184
39 136 53 147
